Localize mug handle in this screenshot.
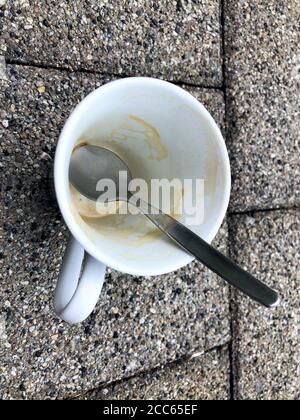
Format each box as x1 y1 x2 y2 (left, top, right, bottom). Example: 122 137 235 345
54 234 106 324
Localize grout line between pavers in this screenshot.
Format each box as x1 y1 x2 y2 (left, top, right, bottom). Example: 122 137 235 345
227 217 238 401
229 204 300 217
5 58 223 91
220 0 235 401
227 213 245 401
67 341 231 400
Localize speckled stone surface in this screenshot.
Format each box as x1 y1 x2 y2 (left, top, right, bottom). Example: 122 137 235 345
79 346 230 400
225 0 300 211
229 210 300 400
2 0 222 86
0 65 229 399
0 56 7 80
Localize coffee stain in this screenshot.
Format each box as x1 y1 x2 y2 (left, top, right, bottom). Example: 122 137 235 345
68 120 178 250
68 199 97 244
205 157 218 201
87 215 161 247
73 139 89 151
110 115 169 161
81 186 184 248
69 184 127 218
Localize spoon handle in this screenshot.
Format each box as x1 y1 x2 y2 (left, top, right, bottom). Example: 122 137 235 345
139 201 279 308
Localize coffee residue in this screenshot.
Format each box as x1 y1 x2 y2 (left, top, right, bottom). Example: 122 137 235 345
69 115 172 247
110 115 169 161
80 186 184 247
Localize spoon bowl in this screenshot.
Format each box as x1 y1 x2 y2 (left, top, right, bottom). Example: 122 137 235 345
69 145 132 202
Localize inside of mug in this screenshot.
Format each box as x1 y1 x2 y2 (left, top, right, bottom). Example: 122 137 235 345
63 79 229 275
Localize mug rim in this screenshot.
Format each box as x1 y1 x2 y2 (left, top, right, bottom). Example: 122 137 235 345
54 77 231 276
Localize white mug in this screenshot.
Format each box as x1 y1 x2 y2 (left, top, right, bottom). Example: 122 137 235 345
54 77 231 324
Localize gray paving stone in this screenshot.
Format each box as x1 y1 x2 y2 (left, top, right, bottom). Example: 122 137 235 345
229 209 300 400
79 346 230 400
0 65 230 399
0 56 6 80
2 0 222 86
225 0 300 211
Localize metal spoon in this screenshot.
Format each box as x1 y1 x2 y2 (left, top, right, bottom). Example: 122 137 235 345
69 145 279 308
